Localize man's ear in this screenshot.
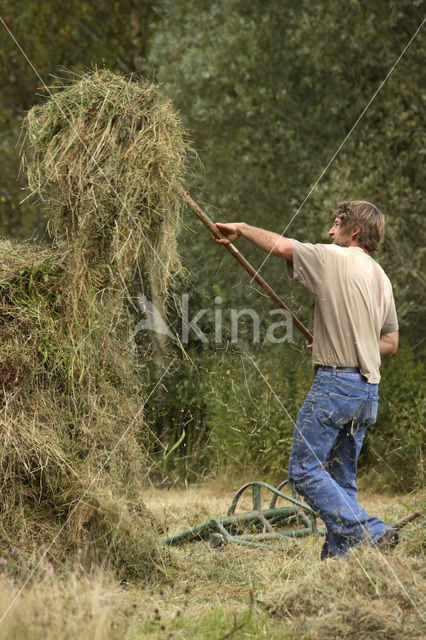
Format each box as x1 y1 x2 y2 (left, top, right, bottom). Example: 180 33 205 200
351 225 361 240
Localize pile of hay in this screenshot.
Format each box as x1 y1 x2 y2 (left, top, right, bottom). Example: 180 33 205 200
0 70 191 578
25 68 189 303
263 548 425 639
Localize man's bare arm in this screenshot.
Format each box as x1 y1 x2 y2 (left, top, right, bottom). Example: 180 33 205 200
214 222 292 259
380 331 398 355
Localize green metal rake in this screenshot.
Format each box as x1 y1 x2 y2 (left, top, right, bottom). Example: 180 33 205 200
163 480 325 550
163 480 423 550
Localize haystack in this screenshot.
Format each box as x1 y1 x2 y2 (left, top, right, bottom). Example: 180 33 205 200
25 68 188 306
0 70 190 578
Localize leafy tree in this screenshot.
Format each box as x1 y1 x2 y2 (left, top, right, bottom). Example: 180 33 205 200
148 0 426 347
145 0 425 484
1 0 424 486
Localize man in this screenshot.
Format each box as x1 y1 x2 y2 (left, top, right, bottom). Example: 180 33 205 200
215 201 399 559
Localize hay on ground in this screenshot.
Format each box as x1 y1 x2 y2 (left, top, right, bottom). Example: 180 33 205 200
0 239 161 577
263 547 426 639
0 69 191 578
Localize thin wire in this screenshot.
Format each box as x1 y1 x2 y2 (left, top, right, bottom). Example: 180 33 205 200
0 16 171 281
250 16 426 283
246 354 425 621
0 357 176 625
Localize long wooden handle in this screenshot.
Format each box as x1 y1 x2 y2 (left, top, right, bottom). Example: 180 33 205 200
179 188 313 343
393 510 421 531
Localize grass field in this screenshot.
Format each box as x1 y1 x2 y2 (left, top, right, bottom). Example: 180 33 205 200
0 481 424 639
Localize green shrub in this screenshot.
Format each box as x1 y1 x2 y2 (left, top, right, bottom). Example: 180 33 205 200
361 344 424 491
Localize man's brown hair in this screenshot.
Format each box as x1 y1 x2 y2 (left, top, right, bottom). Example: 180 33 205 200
334 200 385 252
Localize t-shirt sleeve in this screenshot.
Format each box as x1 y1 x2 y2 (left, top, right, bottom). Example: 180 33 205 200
381 293 399 335
287 239 326 294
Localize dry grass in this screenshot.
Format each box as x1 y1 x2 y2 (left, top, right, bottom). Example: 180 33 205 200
0 68 423 636
0 69 192 576
0 238 163 578
24 68 189 302
0 483 423 639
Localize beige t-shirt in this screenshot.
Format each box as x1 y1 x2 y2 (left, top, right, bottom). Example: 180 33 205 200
287 240 398 383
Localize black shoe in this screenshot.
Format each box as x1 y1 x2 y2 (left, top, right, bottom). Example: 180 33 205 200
375 528 399 551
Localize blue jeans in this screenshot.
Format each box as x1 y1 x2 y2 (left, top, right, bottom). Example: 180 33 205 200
288 367 389 559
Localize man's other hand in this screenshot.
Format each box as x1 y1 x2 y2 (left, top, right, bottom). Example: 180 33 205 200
306 340 313 351
379 331 398 355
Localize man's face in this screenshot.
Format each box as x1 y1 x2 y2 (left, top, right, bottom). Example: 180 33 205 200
328 217 351 247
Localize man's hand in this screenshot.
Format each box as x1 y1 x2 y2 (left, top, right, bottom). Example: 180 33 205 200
213 221 293 259
380 331 398 355
306 340 313 351
214 222 242 245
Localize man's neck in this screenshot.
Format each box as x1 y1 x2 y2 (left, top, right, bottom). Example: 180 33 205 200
348 240 369 254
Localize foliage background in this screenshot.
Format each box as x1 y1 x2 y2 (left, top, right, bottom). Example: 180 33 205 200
0 0 425 491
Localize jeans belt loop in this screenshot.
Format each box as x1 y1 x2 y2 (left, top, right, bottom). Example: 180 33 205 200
332 365 336 376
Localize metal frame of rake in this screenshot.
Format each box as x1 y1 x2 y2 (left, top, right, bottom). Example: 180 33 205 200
163 480 324 550
163 478 423 550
